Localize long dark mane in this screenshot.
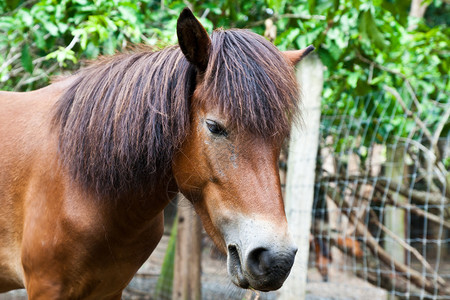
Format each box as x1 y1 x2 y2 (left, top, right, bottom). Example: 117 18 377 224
53 29 299 197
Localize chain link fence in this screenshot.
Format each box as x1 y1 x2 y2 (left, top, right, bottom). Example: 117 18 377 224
308 86 449 299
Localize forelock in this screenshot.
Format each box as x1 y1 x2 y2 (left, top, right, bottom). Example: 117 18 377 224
197 29 300 137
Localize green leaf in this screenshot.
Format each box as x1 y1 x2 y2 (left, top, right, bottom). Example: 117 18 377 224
118 6 137 24
358 9 387 50
58 23 69 34
85 42 99 58
18 10 33 27
34 31 46 49
0 20 13 31
200 3 222 15
347 72 359 88
103 37 115 55
46 47 77 67
318 48 335 69
266 0 286 13
43 21 59 36
6 0 21 10
275 28 300 50
355 78 370 96
74 0 88 5
307 0 316 14
21 44 33 73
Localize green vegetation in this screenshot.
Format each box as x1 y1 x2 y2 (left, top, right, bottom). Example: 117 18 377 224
154 217 177 300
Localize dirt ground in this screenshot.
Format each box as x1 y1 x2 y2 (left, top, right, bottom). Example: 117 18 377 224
0 233 389 300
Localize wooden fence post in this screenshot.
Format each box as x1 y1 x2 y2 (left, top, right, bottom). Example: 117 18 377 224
278 54 324 300
172 195 202 300
384 146 407 264
321 136 345 268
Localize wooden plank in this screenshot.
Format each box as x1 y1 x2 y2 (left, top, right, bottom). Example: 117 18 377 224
172 195 202 300
384 146 406 264
278 54 324 300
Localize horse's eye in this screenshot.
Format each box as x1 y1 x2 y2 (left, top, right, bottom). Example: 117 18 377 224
205 119 227 137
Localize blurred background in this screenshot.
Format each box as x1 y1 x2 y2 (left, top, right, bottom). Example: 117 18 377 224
0 0 448 299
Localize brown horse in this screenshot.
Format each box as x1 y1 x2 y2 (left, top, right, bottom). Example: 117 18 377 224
0 8 313 299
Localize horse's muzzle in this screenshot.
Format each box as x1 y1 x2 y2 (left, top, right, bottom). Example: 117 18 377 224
227 243 297 291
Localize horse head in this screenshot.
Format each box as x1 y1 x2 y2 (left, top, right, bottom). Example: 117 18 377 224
173 8 313 291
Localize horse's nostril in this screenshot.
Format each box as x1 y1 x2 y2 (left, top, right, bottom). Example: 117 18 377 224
227 244 250 289
228 244 240 264
247 247 271 276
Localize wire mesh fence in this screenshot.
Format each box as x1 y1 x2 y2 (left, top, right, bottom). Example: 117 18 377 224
309 85 449 299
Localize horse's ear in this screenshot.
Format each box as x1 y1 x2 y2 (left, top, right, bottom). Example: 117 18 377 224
283 45 315 66
177 8 211 72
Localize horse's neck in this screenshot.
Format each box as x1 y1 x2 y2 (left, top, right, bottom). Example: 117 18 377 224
98 176 179 228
